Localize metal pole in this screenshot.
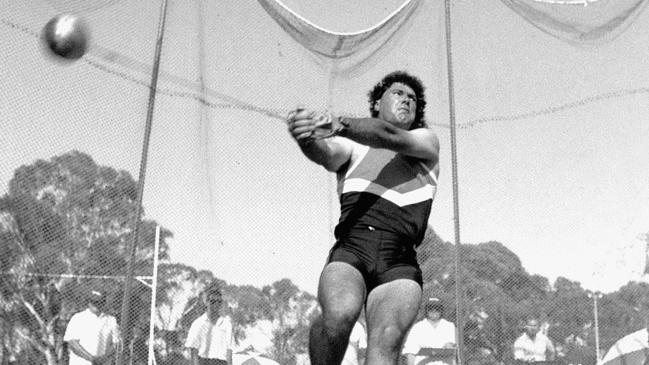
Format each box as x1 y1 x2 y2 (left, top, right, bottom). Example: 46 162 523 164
443 0 465 364
593 293 601 364
117 0 169 364
147 226 161 365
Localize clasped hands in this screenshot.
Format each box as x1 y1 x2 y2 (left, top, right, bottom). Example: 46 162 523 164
286 107 343 143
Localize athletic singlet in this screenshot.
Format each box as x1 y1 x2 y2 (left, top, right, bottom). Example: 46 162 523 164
334 144 437 245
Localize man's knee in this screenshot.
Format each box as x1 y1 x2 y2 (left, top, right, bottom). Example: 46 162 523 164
369 324 407 353
320 307 358 336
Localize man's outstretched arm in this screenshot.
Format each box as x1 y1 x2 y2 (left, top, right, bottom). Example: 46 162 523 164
287 109 353 172
335 116 439 163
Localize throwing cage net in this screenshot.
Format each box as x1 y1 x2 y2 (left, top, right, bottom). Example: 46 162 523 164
1 0 649 364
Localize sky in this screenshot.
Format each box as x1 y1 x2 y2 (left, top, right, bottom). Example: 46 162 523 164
2 0 649 296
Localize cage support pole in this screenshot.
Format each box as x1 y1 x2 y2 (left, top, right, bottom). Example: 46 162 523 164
443 1 466 364
117 0 169 364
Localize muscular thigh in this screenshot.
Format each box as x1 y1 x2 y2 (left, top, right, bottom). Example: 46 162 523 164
365 279 421 344
317 261 366 320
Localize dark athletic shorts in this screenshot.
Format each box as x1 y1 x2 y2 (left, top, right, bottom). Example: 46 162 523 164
327 225 423 293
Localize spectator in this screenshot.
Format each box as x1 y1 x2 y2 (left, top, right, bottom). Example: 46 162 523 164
513 319 555 363
185 282 233 365
64 289 120 365
402 298 456 365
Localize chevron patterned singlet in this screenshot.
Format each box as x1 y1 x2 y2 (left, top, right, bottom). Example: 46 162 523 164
334 144 437 245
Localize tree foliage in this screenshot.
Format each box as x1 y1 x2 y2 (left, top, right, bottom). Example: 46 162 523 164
0 151 171 365
417 227 649 365
1 151 647 365
261 279 316 365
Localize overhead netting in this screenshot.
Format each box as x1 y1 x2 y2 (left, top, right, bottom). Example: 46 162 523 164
1 0 649 364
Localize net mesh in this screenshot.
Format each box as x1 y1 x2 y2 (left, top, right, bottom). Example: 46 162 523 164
1 0 649 364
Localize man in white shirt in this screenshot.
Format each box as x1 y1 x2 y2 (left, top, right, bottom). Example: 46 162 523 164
403 298 456 365
185 282 233 365
64 289 120 365
513 319 555 363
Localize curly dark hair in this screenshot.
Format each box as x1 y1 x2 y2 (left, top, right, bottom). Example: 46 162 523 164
367 70 427 129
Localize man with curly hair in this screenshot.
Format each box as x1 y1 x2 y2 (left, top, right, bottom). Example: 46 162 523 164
286 70 440 365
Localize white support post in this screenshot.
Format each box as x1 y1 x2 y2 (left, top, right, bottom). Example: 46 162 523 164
148 225 161 365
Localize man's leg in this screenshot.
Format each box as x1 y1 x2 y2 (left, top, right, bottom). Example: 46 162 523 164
309 262 366 365
365 279 421 365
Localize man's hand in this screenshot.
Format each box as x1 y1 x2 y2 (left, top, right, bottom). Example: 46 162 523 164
285 106 354 172
311 111 343 139
92 347 117 365
287 108 341 142
287 107 316 143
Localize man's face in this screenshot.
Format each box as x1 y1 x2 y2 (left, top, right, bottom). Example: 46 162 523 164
375 82 417 129
205 293 222 311
524 320 540 337
426 308 442 321
89 299 105 314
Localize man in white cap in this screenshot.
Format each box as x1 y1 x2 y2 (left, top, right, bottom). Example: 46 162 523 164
402 298 456 365
64 289 120 365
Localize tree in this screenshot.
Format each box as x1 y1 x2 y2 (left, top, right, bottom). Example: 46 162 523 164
0 151 171 365
417 229 553 364
599 282 649 350
262 279 316 365
156 263 208 331
415 226 649 365
209 279 317 364
153 263 216 363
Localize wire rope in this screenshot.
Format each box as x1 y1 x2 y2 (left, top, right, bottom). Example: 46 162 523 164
532 0 599 5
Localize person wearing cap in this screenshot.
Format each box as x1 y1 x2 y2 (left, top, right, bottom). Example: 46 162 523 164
64 289 120 365
513 318 555 363
185 282 233 365
402 298 456 365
